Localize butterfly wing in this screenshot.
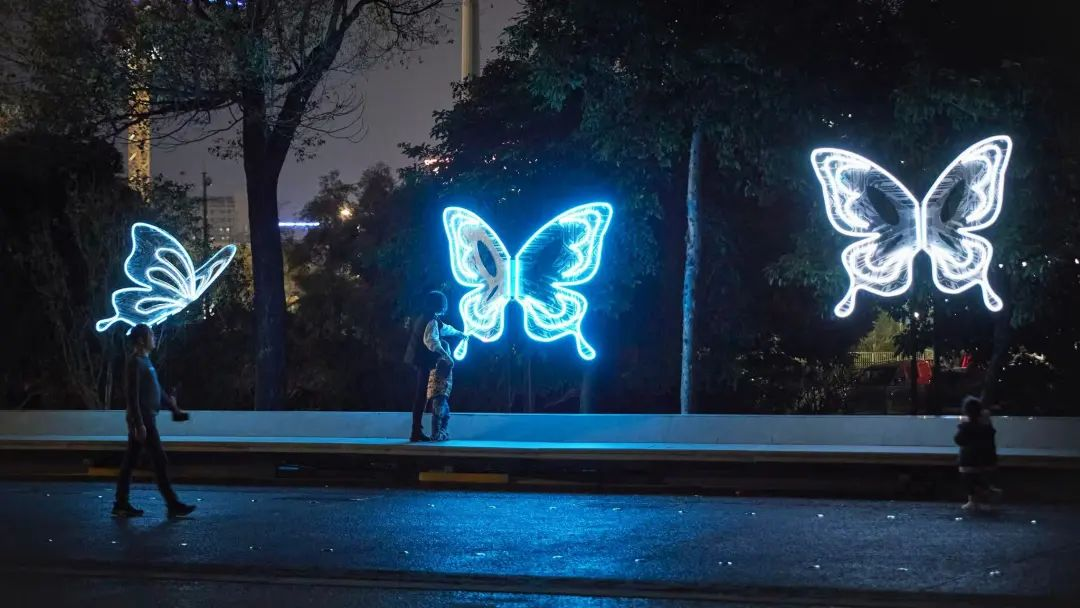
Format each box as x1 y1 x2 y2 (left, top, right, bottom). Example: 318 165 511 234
514 202 613 360
96 223 203 332
811 149 921 317
193 243 239 300
442 207 512 359
921 136 1011 312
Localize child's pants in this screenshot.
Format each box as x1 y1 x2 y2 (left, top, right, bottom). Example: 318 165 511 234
428 395 450 441
961 470 993 498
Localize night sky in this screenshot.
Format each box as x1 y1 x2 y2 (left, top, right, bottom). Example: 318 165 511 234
151 1 521 219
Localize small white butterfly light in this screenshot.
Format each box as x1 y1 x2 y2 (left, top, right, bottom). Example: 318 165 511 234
443 202 613 361
810 136 1012 317
96 222 238 332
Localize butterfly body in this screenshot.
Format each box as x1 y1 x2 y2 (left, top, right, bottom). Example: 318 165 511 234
443 202 613 361
96 222 238 332
811 136 1011 317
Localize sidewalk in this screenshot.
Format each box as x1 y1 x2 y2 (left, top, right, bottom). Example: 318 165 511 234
3 434 1078 467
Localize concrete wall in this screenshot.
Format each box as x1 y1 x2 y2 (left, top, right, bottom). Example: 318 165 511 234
1 411 1077 450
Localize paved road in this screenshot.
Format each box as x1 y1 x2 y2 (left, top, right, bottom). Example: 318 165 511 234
0 481 1077 607
2 575 778 608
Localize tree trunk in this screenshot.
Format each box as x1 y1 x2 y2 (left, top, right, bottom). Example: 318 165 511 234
579 362 598 413
242 93 288 410
505 343 514 413
981 304 1013 407
929 295 943 415
909 307 918 415
680 125 703 415
525 350 535 413
245 167 288 410
104 356 113 410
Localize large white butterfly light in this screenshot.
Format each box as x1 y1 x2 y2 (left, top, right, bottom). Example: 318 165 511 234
96 222 238 332
443 202 613 361
811 135 1012 317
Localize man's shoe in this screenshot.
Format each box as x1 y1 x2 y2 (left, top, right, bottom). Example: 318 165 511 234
112 502 144 518
167 502 196 518
409 431 432 442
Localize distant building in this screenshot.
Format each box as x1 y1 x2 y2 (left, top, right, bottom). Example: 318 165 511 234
206 195 249 245
204 195 322 244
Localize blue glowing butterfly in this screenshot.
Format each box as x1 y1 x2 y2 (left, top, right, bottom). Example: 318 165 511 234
443 202 613 361
95 222 238 332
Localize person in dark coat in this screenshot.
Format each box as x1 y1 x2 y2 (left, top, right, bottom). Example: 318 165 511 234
403 291 465 441
113 324 196 518
954 395 1002 511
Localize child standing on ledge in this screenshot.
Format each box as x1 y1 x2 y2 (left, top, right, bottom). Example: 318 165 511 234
954 395 1002 511
404 291 465 441
427 356 453 441
423 302 464 441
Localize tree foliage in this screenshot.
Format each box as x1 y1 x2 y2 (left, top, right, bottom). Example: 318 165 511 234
770 0 1080 410
1 0 447 410
0 132 232 409
3 0 1079 415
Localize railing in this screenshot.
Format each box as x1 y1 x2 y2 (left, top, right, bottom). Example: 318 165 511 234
850 351 906 369
1 412 1078 456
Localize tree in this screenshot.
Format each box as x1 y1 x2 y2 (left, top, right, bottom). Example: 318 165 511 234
1 0 446 410
771 0 1080 411
506 0 900 412
509 1 722 413
0 132 203 409
403 56 666 412
284 166 407 409
0 134 130 408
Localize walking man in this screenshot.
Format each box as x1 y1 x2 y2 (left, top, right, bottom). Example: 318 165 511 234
112 324 196 518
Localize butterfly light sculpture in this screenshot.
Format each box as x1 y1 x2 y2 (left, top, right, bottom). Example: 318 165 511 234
96 222 238 332
443 202 613 361
810 135 1012 318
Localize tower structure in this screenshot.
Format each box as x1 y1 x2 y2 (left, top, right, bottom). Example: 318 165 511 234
461 0 479 79
127 87 151 192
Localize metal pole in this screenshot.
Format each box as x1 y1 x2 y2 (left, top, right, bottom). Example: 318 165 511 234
201 171 211 253
910 308 918 414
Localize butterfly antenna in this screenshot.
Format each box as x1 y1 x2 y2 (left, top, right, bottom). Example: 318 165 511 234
576 335 597 361
834 289 859 318
981 284 1004 312
94 317 119 333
